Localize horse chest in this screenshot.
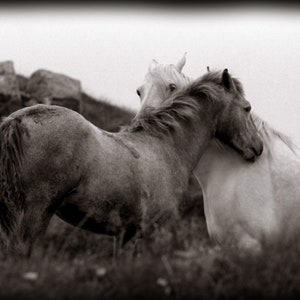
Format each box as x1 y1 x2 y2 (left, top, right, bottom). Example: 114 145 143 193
202 163 280 248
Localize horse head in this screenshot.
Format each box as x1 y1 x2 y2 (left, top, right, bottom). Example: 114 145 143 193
192 69 263 161
135 54 191 118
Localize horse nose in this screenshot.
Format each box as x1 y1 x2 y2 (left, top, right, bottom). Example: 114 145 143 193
253 139 263 157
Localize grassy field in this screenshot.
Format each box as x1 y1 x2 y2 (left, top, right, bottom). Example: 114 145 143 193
1 214 300 300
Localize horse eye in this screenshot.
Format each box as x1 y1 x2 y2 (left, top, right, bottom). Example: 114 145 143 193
136 89 141 97
244 105 251 112
169 83 177 92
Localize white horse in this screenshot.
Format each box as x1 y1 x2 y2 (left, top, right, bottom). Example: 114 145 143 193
137 55 300 252
136 53 192 118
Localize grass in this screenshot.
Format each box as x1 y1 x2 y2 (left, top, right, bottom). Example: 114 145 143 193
1 214 300 300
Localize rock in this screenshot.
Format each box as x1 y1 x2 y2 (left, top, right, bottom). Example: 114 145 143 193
26 69 82 112
17 74 32 107
0 61 15 75
17 74 29 92
0 61 22 116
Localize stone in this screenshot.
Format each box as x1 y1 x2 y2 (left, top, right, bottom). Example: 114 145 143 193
26 69 82 112
0 60 15 75
0 61 22 116
17 74 29 93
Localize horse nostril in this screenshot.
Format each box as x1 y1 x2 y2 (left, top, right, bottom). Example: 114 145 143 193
253 143 263 156
244 105 251 112
258 144 263 156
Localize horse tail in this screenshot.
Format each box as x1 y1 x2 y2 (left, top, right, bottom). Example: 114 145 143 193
0 117 26 236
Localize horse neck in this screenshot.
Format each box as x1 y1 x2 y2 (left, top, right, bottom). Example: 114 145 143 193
193 130 291 197
194 113 269 189
169 116 215 176
194 140 244 190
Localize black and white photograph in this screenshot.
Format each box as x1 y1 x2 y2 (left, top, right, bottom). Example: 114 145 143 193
0 1 300 299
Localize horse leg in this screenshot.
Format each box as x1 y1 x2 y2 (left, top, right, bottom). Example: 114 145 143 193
17 193 62 257
122 224 140 246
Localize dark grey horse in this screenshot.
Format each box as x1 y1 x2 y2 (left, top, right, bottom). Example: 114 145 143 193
0 69 263 254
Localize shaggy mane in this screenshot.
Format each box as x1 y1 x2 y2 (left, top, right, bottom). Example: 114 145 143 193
251 113 299 154
200 70 245 95
125 97 199 136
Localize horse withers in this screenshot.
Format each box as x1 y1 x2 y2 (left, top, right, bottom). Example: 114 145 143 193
0 68 262 255
138 56 300 252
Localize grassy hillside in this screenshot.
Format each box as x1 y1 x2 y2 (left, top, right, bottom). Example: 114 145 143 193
1 216 300 300
81 92 134 132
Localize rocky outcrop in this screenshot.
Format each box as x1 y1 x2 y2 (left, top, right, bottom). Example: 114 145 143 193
25 69 82 112
0 62 83 116
0 61 22 116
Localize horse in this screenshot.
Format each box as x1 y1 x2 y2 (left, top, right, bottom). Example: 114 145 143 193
0 68 262 255
137 57 300 252
136 53 192 118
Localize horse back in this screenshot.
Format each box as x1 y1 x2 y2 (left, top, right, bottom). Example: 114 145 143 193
6 105 94 195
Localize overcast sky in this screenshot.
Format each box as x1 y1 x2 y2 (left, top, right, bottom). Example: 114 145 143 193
1 4 300 143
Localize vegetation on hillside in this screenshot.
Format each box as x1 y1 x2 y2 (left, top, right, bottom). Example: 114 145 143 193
1 215 300 300
81 92 134 132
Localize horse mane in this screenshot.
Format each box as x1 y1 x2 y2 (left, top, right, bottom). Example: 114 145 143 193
200 70 245 95
125 97 199 136
251 113 299 154
125 71 222 136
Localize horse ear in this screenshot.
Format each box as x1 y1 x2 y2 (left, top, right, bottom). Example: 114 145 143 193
222 69 234 90
148 59 158 72
175 52 187 72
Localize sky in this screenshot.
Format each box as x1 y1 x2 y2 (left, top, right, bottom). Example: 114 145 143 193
1 4 300 143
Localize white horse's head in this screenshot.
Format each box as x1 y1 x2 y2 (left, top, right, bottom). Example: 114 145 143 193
136 53 191 117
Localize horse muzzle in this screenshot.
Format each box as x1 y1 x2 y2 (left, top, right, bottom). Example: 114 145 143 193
242 139 264 162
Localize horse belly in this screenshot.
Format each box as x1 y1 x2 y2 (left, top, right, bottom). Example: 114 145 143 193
56 178 143 238
56 202 125 236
